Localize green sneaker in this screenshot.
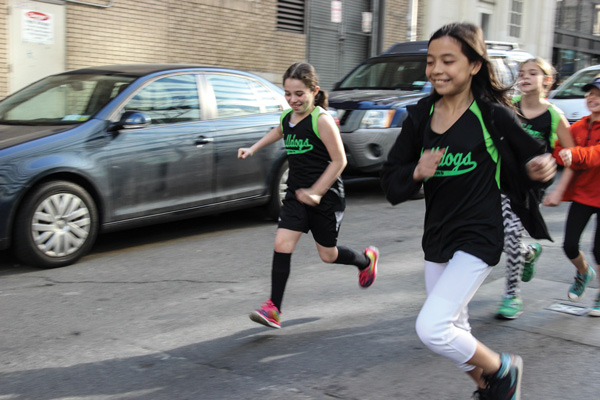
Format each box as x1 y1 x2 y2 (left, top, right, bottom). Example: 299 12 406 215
589 293 600 317
521 243 542 282
497 295 523 319
568 266 596 302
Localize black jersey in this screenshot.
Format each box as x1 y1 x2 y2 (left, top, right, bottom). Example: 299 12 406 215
514 98 562 153
421 101 503 265
281 106 344 199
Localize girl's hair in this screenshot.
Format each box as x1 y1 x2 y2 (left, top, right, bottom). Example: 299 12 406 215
428 22 510 107
283 62 328 109
519 57 556 96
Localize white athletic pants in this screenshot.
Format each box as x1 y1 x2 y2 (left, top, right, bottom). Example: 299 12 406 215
415 251 492 371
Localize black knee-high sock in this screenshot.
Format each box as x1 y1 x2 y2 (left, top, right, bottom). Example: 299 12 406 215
271 251 291 311
334 246 370 270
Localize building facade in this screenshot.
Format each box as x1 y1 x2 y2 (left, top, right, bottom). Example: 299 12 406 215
553 0 600 81
419 0 557 61
0 0 422 98
3 1 580 99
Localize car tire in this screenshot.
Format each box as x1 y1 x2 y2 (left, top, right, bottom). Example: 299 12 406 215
13 181 99 269
265 160 288 220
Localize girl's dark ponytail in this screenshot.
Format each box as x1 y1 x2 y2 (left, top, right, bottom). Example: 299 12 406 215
315 90 328 109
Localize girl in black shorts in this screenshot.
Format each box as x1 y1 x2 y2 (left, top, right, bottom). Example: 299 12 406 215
238 62 378 329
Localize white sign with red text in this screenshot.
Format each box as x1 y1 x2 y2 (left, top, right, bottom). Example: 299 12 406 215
22 10 53 44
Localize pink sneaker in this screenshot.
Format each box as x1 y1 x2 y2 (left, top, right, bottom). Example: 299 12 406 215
249 299 281 329
359 246 378 288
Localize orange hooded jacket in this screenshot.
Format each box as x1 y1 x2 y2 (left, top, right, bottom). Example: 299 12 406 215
554 114 600 208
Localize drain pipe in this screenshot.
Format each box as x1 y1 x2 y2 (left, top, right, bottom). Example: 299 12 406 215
65 0 114 8
407 0 418 41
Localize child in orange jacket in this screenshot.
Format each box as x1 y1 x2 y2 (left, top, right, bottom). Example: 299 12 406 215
545 75 600 316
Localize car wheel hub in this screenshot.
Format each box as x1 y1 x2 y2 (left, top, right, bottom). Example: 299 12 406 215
32 193 91 258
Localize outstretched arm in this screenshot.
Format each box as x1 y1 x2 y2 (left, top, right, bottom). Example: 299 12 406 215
238 125 284 159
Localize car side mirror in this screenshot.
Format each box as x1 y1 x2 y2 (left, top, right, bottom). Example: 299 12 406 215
115 111 151 130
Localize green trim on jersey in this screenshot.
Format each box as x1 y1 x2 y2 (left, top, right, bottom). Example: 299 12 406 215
512 94 563 149
547 103 562 149
426 103 500 187
280 106 326 140
280 108 293 131
470 101 501 189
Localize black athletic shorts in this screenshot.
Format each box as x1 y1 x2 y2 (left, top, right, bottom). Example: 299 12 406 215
278 190 345 247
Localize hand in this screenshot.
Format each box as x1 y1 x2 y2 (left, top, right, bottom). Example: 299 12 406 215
295 188 322 206
413 148 445 181
526 153 556 183
543 190 562 207
238 148 253 159
558 148 572 167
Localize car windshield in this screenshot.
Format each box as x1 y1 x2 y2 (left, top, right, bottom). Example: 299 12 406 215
552 69 600 100
336 55 428 91
0 74 136 125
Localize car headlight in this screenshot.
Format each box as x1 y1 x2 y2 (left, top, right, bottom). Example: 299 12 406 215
360 110 396 129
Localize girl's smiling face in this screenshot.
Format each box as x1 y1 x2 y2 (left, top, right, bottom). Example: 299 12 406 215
284 78 318 116
426 36 481 97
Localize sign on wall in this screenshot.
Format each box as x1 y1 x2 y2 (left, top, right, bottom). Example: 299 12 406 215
22 10 54 45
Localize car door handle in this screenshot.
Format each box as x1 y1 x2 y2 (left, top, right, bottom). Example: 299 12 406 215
195 136 214 147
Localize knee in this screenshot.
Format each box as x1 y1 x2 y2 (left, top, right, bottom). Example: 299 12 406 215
415 313 446 350
274 237 294 254
563 241 579 260
318 249 337 264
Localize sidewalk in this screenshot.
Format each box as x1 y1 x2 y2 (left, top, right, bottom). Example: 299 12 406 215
472 275 600 348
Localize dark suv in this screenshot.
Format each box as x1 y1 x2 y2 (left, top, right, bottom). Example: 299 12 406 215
329 40 531 175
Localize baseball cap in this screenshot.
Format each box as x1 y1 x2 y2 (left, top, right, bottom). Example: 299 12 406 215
582 76 600 92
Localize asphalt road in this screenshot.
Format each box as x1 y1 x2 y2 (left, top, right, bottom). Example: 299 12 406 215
0 177 599 399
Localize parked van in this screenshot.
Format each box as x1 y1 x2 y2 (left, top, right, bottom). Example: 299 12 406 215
329 41 532 175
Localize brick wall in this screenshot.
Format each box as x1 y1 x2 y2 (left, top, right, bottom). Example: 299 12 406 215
382 0 410 51
65 0 302 86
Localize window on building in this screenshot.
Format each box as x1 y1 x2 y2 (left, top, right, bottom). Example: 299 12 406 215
594 5 600 36
509 0 523 38
277 0 305 33
481 13 491 38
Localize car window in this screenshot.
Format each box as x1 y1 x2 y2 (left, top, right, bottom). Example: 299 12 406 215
206 74 263 118
552 69 600 99
337 55 429 91
124 74 201 124
0 75 135 125
248 80 284 113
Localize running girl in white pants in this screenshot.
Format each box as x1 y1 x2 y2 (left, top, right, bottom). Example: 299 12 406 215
381 23 556 399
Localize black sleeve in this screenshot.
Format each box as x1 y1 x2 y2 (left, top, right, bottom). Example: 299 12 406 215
491 104 548 190
380 112 423 205
495 105 545 163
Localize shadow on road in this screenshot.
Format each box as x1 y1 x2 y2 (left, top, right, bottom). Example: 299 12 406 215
0 178 386 274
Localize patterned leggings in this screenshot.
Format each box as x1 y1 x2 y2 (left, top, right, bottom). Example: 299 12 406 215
502 194 530 297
